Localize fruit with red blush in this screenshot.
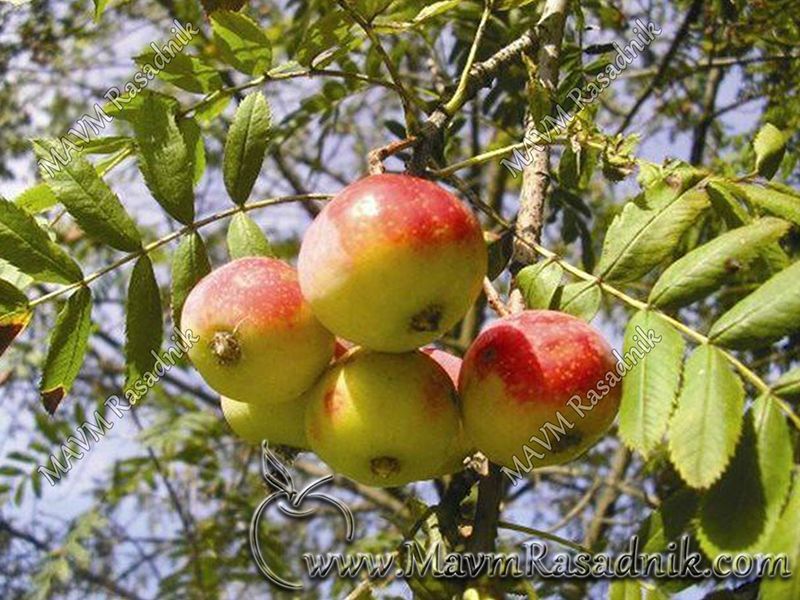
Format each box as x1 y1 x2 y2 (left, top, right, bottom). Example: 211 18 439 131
181 257 335 405
460 310 621 469
298 174 487 352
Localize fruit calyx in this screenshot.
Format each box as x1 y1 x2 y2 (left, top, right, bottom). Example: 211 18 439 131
370 456 401 479
210 331 242 365
409 304 444 333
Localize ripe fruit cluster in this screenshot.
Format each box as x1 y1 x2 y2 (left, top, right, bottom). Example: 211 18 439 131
183 174 620 487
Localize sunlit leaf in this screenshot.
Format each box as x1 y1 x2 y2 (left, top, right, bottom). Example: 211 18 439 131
708 260 800 349
649 217 790 308
668 345 744 489
556 281 600 321
226 212 273 259
618 311 684 458
760 471 800 599
211 11 272 76
773 368 800 398
597 188 710 283
134 50 223 95
516 260 563 310
14 183 58 214
738 184 800 226
753 123 787 180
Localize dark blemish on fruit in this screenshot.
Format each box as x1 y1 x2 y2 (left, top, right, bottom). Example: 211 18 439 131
422 375 450 414
479 346 497 365
551 431 583 453
370 456 400 479
410 304 443 333
210 331 242 365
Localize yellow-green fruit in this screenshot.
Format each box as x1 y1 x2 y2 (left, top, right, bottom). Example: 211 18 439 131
420 348 472 476
181 257 335 405
434 424 472 477
221 396 309 449
305 349 461 487
298 174 487 352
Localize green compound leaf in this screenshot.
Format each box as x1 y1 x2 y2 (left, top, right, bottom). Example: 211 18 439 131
618 311 684 458
223 92 272 205
668 345 744 489
708 260 800 349
40 287 93 414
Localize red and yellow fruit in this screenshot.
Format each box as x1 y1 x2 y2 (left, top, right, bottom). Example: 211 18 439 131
182 257 335 405
460 310 620 469
298 174 487 352
305 348 462 487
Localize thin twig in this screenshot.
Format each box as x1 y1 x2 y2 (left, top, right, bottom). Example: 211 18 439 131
496 520 589 553
29 194 331 309
409 28 542 171
335 0 419 129
367 136 418 175
616 0 704 134
483 277 510 317
513 0 570 269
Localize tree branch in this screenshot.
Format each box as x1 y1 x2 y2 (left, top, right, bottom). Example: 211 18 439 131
616 0 705 134
409 28 542 171
512 0 571 269
582 446 630 550
0 519 147 600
